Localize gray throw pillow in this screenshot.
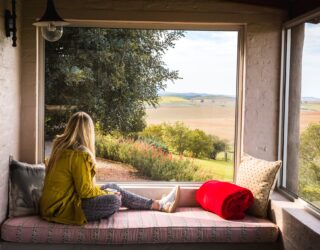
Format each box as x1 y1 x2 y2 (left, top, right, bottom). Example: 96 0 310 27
9 160 45 217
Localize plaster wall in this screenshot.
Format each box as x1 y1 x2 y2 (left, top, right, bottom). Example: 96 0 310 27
20 0 286 163
0 0 21 223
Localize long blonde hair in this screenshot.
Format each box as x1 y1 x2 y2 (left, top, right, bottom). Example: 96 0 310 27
46 111 96 174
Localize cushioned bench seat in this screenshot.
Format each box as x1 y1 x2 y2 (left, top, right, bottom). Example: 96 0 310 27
1 207 279 244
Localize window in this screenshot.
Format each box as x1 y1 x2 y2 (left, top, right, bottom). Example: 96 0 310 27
44 26 241 183
281 15 320 209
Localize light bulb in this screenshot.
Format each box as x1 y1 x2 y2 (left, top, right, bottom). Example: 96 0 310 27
41 23 63 42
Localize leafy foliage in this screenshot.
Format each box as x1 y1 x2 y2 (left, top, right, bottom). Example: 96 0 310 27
95 134 197 181
162 122 190 154
299 123 320 204
139 122 230 159
187 129 212 157
209 135 229 160
138 137 169 153
45 28 184 139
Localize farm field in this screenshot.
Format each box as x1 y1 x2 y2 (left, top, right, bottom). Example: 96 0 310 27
146 95 236 143
146 96 320 141
300 102 320 132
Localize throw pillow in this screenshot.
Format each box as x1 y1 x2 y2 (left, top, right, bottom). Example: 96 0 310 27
9 159 45 217
236 154 282 218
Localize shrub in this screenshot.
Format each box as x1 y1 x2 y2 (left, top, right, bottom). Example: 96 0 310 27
137 137 169 153
139 124 165 143
96 134 197 181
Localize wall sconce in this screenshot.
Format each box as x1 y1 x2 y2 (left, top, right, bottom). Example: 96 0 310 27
5 0 17 47
33 0 69 42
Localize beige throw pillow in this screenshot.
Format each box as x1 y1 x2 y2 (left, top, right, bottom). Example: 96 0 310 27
236 154 282 218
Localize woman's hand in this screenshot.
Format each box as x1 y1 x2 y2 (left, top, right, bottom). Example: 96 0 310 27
114 191 121 197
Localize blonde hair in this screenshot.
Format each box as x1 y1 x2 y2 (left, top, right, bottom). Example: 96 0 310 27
46 111 96 174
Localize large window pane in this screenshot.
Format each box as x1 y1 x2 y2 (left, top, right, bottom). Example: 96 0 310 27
45 27 238 183
299 22 320 207
284 19 320 209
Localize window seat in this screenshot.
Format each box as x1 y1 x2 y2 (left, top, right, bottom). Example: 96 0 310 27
1 207 279 245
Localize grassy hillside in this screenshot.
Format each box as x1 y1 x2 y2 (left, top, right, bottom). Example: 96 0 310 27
301 102 320 112
159 96 189 104
192 158 233 182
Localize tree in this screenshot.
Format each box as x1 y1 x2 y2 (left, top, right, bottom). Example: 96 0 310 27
163 122 190 154
299 123 320 203
187 129 212 158
209 135 229 160
45 28 184 139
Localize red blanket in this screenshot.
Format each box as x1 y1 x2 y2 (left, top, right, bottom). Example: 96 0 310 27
196 180 254 220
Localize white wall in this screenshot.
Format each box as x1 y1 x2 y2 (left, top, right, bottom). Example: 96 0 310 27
0 0 21 223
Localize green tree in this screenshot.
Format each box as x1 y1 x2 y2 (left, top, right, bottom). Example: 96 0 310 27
163 122 190 154
45 28 184 139
187 129 212 158
299 123 320 203
209 135 229 160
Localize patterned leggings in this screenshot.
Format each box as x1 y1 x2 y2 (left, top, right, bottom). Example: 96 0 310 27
81 183 153 221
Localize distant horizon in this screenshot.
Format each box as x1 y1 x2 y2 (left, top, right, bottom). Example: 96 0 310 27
158 90 320 100
158 90 236 97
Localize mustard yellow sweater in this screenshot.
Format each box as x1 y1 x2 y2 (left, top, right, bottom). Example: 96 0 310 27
39 149 108 225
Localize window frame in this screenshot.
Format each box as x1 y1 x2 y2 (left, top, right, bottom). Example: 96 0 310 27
278 8 320 214
37 21 246 185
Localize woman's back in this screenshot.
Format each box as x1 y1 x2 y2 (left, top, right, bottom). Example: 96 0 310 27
40 149 105 225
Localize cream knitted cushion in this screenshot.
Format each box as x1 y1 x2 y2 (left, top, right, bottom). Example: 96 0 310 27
236 154 282 218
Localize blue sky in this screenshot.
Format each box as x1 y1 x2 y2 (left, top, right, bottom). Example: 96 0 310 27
163 31 237 96
163 26 320 98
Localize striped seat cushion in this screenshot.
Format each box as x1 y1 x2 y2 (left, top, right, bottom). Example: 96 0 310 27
1 207 279 244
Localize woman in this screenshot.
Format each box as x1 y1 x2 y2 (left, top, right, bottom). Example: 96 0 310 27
40 112 180 225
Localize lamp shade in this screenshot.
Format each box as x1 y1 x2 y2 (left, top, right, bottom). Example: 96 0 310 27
33 0 69 42
33 0 69 27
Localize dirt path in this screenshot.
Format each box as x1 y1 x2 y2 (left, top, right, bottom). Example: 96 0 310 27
96 158 151 182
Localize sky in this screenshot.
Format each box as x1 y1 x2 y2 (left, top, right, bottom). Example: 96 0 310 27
302 23 320 98
162 25 320 98
162 31 238 96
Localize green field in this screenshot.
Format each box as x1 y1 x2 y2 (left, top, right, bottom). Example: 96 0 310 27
171 151 234 182
192 158 233 182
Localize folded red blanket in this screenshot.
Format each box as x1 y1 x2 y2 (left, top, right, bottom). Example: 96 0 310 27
196 180 254 220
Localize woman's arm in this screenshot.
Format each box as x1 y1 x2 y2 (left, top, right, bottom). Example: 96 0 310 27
71 152 108 198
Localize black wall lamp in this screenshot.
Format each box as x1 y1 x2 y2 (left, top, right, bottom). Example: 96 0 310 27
5 0 17 47
33 0 69 42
